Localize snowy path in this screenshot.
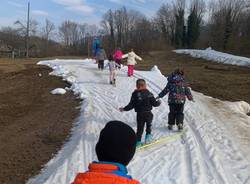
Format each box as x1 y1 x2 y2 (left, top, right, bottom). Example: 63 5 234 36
28 59 250 184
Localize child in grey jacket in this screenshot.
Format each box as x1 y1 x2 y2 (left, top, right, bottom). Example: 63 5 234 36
96 46 107 70
105 55 120 85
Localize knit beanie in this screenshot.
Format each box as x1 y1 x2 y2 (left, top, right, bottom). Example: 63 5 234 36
95 121 137 166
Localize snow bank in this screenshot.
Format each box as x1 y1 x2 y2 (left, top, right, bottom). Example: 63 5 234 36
226 101 250 115
151 65 164 77
174 48 250 67
51 88 66 95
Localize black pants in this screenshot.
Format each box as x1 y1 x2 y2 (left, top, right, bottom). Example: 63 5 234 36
98 60 104 70
115 59 121 69
168 104 184 125
136 112 153 142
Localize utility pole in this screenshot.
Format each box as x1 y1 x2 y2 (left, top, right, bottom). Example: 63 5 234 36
87 37 90 58
26 2 30 58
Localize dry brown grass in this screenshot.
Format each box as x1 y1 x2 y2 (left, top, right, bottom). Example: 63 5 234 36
0 56 85 73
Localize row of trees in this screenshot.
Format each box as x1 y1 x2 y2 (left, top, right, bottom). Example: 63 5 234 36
0 18 100 57
155 0 250 55
0 0 250 57
101 7 160 54
101 0 250 56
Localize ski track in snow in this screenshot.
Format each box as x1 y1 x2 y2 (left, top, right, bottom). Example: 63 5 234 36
28 59 250 184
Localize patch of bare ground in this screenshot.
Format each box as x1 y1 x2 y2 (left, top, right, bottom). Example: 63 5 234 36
0 58 81 184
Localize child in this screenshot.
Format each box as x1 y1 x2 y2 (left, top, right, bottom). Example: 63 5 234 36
113 48 123 69
122 49 142 77
157 69 193 131
71 121 140 184
119 79 161 146
105 55 120 85
96 46 107 70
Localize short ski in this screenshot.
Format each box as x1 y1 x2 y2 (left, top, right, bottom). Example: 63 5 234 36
137 129 187 151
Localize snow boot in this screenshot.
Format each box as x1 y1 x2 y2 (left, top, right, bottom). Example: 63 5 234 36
136 141 142 147
145 134 153 144
177 124 183 131
110 81 113 85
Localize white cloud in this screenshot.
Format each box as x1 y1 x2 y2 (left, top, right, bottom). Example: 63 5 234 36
7 1 24 8
66 5 93 14
0 17 17 27
52 0 94 14
53 0 82 6
134 0 146 3
32 10 49 17
109 0 146 4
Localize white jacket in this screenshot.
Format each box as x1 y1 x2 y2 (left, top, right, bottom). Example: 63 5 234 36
122 51 142 65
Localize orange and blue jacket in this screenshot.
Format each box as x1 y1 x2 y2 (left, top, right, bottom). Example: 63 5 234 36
71 162 140 184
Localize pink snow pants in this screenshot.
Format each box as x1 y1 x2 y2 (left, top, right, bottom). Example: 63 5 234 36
128 65 134 77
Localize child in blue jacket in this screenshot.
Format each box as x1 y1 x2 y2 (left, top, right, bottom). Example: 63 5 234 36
157 69 193 130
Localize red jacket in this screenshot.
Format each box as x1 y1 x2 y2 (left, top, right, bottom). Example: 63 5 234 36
113 50 123 60
71 162 140 184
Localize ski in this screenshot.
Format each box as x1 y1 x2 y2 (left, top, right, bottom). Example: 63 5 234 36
137 129 187 151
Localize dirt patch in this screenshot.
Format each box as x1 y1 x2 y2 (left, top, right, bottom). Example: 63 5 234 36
0 59 80 184
137 50 250 104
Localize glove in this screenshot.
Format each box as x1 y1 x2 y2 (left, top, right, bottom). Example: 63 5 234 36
157 99 161 105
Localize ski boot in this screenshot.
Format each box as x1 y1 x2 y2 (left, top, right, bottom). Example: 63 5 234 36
168 124 173 130
177 123 183 131
136 141 142 147
145 134 153 144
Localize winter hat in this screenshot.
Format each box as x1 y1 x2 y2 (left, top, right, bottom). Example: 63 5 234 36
95 121 137 166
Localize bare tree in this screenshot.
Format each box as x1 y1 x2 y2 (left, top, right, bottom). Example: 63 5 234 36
59 20 79 46
102 10 115 42
156 3 175 45
41 19 55 55
173 0 186 48
208 0 246 50
187 0 206 48
15 19 38 37
42 19 55 41
0 27 23 51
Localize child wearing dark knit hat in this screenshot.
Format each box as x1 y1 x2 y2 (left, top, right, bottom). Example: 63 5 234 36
71 121 140 184
119 79 161 147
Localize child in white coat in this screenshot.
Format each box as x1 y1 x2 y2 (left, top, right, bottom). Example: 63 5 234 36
122 49 142 77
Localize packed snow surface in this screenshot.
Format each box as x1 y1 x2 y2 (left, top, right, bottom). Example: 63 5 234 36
51 88 66 95
28 59 250 184
174 48 250 67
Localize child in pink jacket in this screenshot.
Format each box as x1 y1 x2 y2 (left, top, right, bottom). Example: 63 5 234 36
113 48 123 69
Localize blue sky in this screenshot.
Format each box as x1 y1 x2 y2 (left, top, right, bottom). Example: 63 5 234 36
0 0 169 28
